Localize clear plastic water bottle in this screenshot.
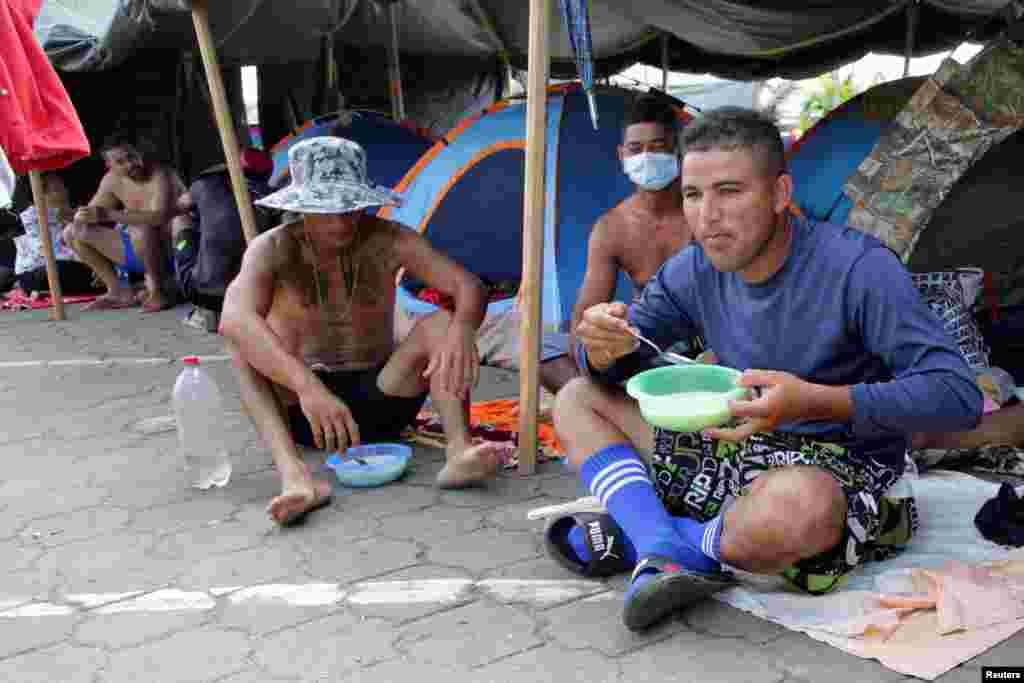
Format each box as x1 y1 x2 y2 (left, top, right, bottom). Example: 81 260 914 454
172 356 232 489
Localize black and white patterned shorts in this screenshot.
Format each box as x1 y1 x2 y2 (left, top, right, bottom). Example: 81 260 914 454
650 428 919 594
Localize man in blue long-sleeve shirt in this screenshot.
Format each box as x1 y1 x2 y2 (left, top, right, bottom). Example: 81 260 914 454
551 107 983 632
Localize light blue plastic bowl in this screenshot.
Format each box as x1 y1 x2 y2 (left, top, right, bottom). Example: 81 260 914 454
324 443 412 488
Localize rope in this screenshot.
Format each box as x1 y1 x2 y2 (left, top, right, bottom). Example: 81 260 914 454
210 0 360 50
213 0 267 49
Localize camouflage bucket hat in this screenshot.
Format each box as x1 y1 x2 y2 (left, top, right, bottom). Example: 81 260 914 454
254 137 402 214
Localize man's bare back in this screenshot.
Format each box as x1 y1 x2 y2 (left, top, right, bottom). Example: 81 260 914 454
264 217 403 372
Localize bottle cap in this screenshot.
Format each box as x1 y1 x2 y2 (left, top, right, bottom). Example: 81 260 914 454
183 356 200 365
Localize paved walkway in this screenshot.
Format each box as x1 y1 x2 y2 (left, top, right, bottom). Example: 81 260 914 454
0 304 1018 682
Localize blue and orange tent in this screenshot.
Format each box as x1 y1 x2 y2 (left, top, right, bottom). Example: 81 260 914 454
381 83 691 332
787 77 923 226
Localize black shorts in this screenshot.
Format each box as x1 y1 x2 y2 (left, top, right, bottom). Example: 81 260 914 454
287 365 427 449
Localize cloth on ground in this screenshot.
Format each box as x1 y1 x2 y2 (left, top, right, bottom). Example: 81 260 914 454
407 398 564 470
712 472 1024 680
976 482 1024 548
911 444 1024 478
1 286 98 311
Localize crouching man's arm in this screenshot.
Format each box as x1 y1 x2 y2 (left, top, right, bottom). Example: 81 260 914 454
220 233 316 392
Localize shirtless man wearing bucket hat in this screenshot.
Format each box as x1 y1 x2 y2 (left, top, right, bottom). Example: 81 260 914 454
220 137 502 526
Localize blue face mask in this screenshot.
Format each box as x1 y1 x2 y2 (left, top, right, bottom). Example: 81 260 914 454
622 152 679 191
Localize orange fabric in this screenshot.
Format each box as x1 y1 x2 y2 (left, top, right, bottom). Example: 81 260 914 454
468 399 564 454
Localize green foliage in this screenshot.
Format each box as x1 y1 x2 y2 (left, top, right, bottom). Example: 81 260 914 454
798 72 862 133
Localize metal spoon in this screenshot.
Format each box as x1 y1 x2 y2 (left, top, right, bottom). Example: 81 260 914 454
628 329 695 366
344 448 369 466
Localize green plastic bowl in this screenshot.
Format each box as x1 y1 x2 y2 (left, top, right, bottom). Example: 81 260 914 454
625 365 749 432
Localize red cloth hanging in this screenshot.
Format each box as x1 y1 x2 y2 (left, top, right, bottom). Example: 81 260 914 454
0 0 90 173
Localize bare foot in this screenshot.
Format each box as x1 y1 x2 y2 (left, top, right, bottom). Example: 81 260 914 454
267 479 333 526
436 441 503 489
83 292 138 311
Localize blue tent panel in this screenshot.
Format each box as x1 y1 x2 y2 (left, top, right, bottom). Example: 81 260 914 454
269 111 432 190
406 147 526 290
555 90 635 326
789 117 885 223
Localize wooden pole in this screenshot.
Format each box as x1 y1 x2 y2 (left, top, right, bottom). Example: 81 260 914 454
28 171 65 321
517 0 551 476
189 0 260 243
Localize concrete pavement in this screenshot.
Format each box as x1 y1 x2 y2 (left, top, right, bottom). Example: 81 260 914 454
0 303 1018 682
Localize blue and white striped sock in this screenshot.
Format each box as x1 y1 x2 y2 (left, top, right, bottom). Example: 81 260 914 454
579 443 680 561
579 443 723 575
701 514 724 561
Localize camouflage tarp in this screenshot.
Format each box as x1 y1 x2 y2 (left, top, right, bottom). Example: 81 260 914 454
844 41 1024 262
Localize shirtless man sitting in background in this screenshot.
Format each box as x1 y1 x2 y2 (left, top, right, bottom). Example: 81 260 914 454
64 132 183 312
220 137 502 525
569 95 695 362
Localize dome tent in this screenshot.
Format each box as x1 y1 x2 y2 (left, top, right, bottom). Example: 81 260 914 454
380 83 691 332
787 75 1024 307
268 110 434 192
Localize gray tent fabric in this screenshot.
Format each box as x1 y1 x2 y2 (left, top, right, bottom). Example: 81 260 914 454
37 0 1020 79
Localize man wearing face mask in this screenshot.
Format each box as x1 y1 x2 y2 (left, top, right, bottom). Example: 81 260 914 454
568 95 694 366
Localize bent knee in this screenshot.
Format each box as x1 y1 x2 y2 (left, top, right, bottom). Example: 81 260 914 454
760 467 846 538
553 377 604 428
404 310 454 355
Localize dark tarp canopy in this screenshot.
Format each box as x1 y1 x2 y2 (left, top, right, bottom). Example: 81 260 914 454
37 1 1019 79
